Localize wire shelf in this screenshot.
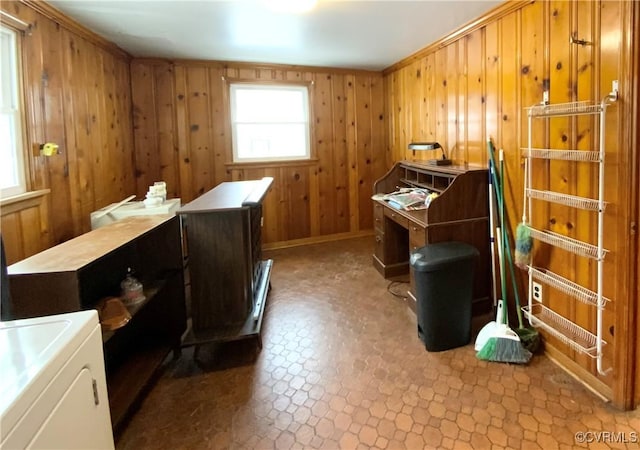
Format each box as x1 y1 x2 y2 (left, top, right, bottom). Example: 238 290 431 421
526 189 605 211
528 266 609 307
528 227 608 260
522 304 604 357
527 100 604 117
523 148 601 162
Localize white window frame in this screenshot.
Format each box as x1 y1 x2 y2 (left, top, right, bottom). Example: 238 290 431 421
229 82 311 163
0 24 26 199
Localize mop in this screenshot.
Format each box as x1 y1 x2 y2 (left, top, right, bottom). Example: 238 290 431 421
515 158 532 268
476 146 532 364
474 156 500 350
487 143 539 351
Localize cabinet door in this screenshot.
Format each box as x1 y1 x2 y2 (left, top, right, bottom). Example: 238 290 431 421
28 368 113 449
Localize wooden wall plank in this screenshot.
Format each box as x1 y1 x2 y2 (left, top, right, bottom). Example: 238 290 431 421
466 29 484 164
209 67 228 187
485 21 500 146
185 67 212 199
545 0 574 338
346 75 359 232
284 166 311 240
1 214 24 264
91 50 108 210
154 63 179 197
174 65 192 203
315 73 337 235
456 39 469 161
75 37 97 233
115 58 135 200
370 74 387 194
424 53 437 145
332 74 349 233
40 17 72 245
355 75 373 231
434 48 448 162
101 53 120 202
409 60 422 142
18 206 42 257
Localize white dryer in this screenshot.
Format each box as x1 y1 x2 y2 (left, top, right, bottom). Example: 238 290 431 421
1 310 114 449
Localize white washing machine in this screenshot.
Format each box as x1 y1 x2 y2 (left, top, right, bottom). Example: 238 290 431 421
0 310 114 449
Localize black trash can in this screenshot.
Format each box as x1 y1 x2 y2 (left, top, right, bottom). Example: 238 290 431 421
410 241 479 352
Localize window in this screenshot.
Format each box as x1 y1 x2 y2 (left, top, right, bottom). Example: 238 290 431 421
230 83 310 163
0 25 25 198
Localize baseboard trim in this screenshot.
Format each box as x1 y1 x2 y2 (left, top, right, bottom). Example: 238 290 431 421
544 343 612 403
263 230 374 251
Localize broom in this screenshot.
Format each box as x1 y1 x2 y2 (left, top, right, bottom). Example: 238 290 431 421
515 158 532 268
474 163 500 351
490 147 539 351
477 145 532 364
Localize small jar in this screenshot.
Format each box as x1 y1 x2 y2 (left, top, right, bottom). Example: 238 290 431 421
121 269 145 305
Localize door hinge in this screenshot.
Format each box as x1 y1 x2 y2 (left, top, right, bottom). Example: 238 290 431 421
92 379 100 405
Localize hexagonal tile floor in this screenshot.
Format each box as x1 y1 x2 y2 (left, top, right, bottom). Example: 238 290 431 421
116 237 640 449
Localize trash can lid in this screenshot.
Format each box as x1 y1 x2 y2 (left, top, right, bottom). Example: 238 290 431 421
410 241 479 272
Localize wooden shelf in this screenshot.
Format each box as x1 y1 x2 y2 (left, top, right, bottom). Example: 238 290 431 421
102 281 165 343
7 215 187 434
106 339 173 431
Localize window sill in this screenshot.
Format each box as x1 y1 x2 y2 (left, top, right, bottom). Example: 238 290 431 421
1 189 50 215
225 158 319 170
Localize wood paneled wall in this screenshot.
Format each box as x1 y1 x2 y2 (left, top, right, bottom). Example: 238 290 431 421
1 190 50 263
384 0 639 408
0 1 135 264
131 60 387 245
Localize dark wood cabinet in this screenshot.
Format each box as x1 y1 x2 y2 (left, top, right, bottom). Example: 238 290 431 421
6 215 186 432
178 177 273 347
373 161 490 315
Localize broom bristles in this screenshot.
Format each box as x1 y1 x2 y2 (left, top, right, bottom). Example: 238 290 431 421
476 336 532 364
515 223 532 269
515 327 541 353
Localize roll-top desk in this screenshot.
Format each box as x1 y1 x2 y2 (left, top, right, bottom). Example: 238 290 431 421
373 161 490 314
178 177 273 348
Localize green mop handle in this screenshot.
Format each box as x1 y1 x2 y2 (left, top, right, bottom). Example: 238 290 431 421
488 142 526 329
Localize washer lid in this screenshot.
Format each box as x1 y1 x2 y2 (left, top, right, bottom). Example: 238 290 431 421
0 310 98 437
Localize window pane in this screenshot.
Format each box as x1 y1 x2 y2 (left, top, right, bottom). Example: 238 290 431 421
236 123 307 160
0 113 19 189
235 88 305 123
231 83 310 162
1 25 25 198
0 30 14 108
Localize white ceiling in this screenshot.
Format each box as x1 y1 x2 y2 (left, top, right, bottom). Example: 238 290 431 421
47 0 503 71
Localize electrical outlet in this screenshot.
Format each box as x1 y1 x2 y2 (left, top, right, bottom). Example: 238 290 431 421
532 282 543 302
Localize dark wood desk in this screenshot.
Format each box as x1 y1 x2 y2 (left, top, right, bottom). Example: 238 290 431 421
373 161 490 314
178 177 273 348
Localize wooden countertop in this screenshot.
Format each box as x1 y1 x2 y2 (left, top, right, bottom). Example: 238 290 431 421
178 177 273 214
8 215 175 274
